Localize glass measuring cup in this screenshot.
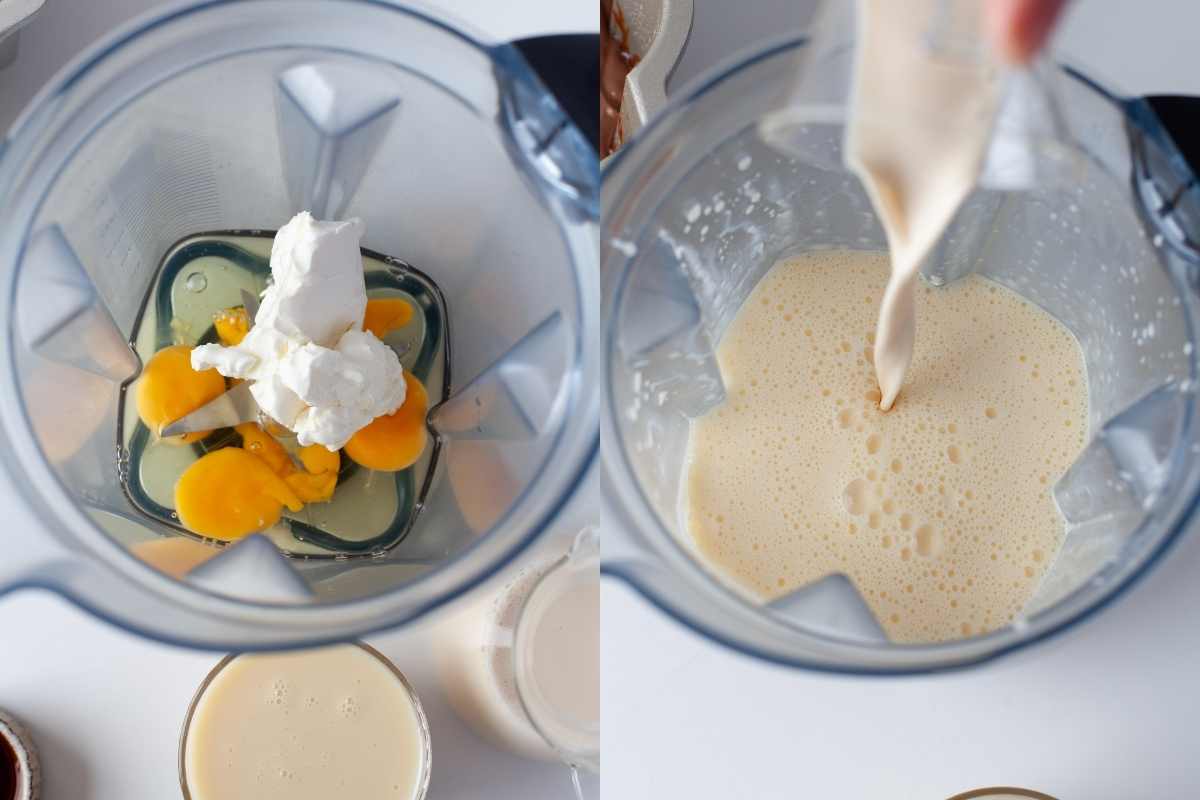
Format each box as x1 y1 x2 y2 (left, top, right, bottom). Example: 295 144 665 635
0 0 598 649
435 527 600 788
602 34 1200 673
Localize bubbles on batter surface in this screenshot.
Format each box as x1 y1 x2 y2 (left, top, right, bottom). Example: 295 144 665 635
685 249 1090 643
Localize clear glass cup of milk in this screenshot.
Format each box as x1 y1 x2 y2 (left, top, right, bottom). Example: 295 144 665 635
435 528 600 780
178 643 432 800
601 28 1200 672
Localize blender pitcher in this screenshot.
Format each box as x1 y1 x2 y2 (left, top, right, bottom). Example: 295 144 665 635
602 34 1200 672
0 0 599 649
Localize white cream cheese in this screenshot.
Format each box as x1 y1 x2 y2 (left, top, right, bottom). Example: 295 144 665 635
281 329 406 449
192 212 406 450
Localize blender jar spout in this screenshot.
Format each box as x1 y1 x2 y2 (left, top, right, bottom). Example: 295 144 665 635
495 37 600 223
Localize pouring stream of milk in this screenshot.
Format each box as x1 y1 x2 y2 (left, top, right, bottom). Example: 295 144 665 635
846 0 1001 410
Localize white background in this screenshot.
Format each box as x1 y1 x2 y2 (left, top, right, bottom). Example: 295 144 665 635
0 2 596 799
603 1 1200 799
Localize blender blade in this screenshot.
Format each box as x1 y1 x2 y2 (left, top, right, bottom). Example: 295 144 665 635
238 287 260 319
159 381 259 438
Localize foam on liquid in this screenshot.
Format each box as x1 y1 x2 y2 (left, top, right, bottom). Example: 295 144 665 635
685 251 1088 643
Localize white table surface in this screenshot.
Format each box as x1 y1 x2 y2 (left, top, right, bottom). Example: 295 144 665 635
0 1 598 799
604 1 1200 799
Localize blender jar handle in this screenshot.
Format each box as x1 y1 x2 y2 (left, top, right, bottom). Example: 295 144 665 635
511 34 600 153
1130 94 1200 260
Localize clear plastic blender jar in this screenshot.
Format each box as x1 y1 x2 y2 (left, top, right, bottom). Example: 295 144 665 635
602 35 1200 673
0 0 598 649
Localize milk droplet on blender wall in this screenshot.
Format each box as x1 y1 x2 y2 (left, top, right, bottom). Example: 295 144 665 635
609 237 638 257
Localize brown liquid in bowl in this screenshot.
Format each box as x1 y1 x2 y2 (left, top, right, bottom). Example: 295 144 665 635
0 733 17 800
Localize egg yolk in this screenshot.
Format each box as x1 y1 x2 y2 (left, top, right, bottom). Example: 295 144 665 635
362 297 414 339
297 443 340 474
284 444 340 503
235 424 340 504
214 306 251 346
174 448 303 541
136 344 227 443
345 372 428 471
235 422 293 475
284 469 338 504
167 300 420 536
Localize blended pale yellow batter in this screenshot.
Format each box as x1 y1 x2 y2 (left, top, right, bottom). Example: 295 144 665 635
686 251 1088 643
